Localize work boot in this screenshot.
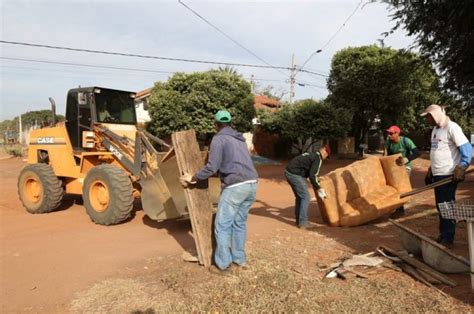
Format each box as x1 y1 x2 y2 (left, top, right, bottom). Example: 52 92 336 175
208 265 233 276
390 207 405 219
436 236 454 249
298 223 315 230
232 263 250 272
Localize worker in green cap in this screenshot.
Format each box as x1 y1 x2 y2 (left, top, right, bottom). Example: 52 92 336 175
180 110 258 274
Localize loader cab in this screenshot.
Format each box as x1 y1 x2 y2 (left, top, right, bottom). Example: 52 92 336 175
65 87 137 148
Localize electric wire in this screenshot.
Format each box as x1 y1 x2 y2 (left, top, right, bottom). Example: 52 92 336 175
0 40 328 78
177 0 329 87
0 57 175 74
177 0 290 78
298 0 365 74
1 56 327 89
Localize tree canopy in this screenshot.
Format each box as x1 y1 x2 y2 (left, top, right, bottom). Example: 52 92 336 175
146 69 255 138
0 110 64 134
387 0 474 101
327 45 442 147
258 99 350 153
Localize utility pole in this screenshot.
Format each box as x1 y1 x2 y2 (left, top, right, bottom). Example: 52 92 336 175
377 38 385 49
18 114 22 144
289 54 296 105
250 74 256 94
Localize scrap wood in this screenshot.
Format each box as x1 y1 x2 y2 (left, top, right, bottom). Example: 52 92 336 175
417 269 442 285
172 130 213 268
378 245 457 287
342 255 383 267
381 261 402 272
333 268 368 280
335 268 349 279
344 267 370 278
364 268 392 276
324 253 385 279
398 263 448 298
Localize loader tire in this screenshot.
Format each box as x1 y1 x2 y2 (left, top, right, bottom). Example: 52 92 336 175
18 163 64 214
83 164 133 225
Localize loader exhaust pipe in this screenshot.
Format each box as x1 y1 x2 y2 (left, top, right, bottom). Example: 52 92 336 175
48 97 56 126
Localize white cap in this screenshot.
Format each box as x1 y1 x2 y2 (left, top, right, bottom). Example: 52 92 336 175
420 104 443 117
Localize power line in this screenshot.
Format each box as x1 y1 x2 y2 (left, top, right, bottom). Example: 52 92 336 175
298 66 329 76
0 40 287 72
0 65 167 80
177 1 330 84
0 40 329 78
250 76 326 89
298 0 365 74
0 57 175 74
178 1 290 76
1 56 327 90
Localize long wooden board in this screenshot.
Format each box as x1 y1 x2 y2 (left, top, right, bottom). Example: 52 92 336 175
172 130 213 267
400 168 473 198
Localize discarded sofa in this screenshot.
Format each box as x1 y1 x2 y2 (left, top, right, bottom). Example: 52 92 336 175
316 154 412 227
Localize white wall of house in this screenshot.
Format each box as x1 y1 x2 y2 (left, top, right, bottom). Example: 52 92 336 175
243 132 255 153
135 100 151 123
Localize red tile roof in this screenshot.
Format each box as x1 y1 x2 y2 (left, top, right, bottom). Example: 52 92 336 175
136 88 152 99
254 95 279 112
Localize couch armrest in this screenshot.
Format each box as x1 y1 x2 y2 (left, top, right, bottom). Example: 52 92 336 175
379 155 412 194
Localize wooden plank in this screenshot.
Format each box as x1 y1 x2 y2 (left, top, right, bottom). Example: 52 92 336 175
400 168 473 198
378 245 457 287
172 130 213 268
398 263 448 297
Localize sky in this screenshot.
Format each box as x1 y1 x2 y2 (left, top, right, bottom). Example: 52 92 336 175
0 0 415 121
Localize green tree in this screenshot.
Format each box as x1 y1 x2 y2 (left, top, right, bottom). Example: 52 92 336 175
147 69 255 137
259 99 350 153
327 45 442 149
386 0 474 100
0 110 65 134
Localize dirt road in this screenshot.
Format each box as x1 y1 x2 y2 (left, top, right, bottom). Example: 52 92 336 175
1 156 473 312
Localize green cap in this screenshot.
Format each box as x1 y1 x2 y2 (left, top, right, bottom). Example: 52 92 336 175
215 110 232 123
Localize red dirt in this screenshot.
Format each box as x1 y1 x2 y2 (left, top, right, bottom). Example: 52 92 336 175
0 155 473 312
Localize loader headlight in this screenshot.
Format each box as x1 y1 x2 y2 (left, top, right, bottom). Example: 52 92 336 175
82 131 96 149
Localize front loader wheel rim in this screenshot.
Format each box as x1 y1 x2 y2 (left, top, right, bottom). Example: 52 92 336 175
24 176 42 204
89 180 110 212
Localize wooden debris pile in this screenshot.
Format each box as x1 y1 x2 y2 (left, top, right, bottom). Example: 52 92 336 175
321 246 458 297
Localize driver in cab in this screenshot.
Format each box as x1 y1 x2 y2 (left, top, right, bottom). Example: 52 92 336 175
98 102 113 122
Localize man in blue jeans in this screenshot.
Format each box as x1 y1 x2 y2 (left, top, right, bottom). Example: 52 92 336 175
180 110 258 273
285 145 330 229
421 104 472 248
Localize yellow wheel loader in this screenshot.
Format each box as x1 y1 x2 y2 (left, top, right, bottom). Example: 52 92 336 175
17 87 219 225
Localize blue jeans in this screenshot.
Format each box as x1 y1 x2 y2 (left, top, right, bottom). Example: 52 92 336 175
433 175 458 243
285 171 310 226
214 182 257 270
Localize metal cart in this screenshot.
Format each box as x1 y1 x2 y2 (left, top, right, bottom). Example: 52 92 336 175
439 200 474 290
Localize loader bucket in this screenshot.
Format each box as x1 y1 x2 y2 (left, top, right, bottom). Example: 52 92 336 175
140 168 181 220
139 151 220 221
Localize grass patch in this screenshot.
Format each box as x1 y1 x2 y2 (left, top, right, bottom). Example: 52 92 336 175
71 235 470 313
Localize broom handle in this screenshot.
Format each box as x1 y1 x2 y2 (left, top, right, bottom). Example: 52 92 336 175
400 168 473 198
